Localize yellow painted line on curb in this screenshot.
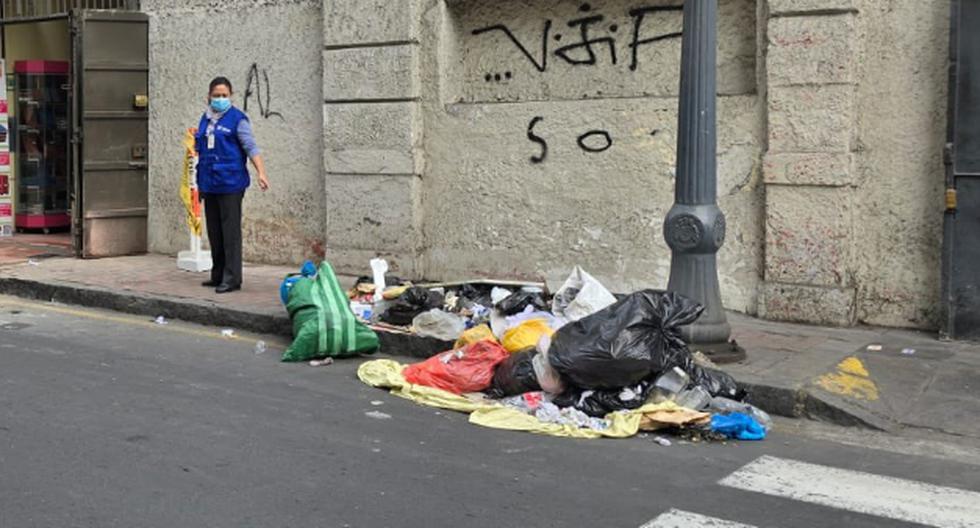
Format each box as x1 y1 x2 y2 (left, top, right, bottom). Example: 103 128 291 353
0 296 289 348
815 356 879 401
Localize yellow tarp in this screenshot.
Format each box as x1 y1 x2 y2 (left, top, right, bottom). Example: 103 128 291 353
357 359 710 439
180 128 203 237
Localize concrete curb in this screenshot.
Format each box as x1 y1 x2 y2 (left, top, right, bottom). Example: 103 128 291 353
0 276 883 430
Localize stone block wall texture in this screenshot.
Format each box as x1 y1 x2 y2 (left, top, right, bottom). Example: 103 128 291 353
759 0 948 329
322 0 424 277
141 0 949 330
415 0 766 314
143 0 325 266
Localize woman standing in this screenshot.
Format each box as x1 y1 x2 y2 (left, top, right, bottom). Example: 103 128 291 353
195 76 269 293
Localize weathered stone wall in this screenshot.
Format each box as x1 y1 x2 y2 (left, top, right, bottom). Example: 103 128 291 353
143 0 325 265
319 0 762 298
142 0 950 330
415 0 766 313
758 0 949 329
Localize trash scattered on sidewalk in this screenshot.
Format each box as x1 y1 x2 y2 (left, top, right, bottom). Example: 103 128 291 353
867 344 883 351
27 259 40 267
276 261 767 444
281 261 379 362
309 358 334 367
154 315 168 325
403 340 510 394
254 340 267 355
221 329 235 338
902 348 916 355
365 410 392 420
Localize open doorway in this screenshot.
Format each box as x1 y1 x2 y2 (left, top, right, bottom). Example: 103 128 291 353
0 17 72 262
0 0 147 263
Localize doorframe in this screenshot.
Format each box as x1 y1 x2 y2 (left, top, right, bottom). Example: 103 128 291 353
0 12 75 252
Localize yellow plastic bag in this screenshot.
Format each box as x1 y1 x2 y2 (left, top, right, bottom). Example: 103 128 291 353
502 319 555 353
454 324 497 349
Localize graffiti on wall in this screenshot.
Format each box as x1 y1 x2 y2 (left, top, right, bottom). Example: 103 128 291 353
527 115 659 163
471 2 683 82
244 63 284 121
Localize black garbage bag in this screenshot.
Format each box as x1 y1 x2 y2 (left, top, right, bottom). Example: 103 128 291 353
553 381 657 418
495 290 549 316
690 365 743 400
548 290 704 390
379 287 445 326
486 349 541 398
457 284 494 308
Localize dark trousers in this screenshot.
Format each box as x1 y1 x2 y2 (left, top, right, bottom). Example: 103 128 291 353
203 192 244 287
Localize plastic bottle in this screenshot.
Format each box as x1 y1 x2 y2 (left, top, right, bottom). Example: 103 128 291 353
675 386 712 410
654 367 690 396
709 396 772 430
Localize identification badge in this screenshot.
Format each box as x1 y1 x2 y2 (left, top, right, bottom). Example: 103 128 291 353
207 134 215 150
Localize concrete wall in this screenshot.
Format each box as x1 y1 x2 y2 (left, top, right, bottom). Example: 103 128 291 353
758 0 949 329
143 0 325 265
323 0 766 314
141 0 950 330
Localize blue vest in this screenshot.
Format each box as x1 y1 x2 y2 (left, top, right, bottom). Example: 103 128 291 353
195 107 250 194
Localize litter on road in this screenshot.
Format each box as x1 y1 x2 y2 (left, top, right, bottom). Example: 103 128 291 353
277 260 767 443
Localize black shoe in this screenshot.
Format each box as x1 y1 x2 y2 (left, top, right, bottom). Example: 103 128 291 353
215 284 241 294
202 280 220 287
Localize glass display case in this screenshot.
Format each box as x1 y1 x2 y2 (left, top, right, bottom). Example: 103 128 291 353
14 60 70 231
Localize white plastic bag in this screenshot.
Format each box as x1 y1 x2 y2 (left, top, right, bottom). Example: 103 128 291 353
412 309 466 341
532 334 565 394
551 267 617 323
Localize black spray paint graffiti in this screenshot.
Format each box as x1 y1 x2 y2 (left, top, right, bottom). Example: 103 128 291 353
472 3 682 82
244 64 284 121
527 116 659 163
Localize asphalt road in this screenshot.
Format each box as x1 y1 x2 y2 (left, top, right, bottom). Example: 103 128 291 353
1 296 979 528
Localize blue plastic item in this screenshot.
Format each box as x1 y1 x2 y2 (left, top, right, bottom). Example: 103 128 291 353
280 260 318 305
710 412 767 441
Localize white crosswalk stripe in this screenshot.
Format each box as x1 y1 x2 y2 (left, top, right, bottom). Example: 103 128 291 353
718 455 980 528
640 509 759 528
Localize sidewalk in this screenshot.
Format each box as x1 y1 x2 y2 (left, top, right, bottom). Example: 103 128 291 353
1 253 977 440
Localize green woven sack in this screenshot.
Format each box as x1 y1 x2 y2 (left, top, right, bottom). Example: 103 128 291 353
281 262 379 362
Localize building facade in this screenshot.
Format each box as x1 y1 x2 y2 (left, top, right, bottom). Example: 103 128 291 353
142 0 950 330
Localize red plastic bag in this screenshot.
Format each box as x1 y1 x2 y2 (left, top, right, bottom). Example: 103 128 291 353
403 340 511 394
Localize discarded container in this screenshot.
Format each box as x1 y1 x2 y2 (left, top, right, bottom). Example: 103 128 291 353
675 386 711 410
370 258 389 303
654 367 691 398
254 340 267 355
349 301 373 321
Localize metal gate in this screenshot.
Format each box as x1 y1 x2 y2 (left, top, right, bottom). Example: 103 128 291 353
70 8 148 257
943 0 980 340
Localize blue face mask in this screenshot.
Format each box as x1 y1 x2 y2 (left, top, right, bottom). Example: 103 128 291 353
210 97 231 113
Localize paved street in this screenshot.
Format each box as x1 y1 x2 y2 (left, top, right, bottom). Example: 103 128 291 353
2 296 979 528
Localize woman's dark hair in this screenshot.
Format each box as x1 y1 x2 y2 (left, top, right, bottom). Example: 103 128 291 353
209 76 233 95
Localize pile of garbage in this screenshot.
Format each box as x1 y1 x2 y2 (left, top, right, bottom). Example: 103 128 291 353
343 262 770 442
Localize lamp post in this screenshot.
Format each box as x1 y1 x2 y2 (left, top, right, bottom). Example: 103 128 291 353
663 0 745 363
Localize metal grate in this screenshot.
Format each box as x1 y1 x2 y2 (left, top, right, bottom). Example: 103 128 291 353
2 0 140 18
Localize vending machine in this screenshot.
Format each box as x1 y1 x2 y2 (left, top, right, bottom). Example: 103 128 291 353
14 60 70 232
